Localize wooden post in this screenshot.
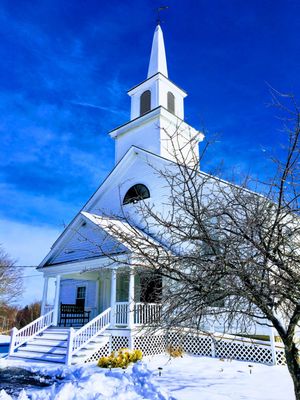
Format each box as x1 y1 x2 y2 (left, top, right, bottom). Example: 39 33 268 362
53 275 61 326
95 278 100 318
66 327 75 365
8 327 18 356
211 334 216 358
40 277 49 316
128 269 135 330
108 334 112 354
128 332 134 350
269 326 277 365
110 269 117 328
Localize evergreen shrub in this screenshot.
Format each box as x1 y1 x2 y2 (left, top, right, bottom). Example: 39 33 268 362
98 348 143 368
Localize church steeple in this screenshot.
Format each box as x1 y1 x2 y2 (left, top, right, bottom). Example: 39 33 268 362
147 24 168 78
109 24 204 166
126 24 187 121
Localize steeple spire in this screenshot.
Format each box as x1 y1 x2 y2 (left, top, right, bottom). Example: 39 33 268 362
147 24 168 78
111 21 203 166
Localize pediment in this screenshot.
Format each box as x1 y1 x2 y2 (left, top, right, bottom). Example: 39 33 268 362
45 217 127 266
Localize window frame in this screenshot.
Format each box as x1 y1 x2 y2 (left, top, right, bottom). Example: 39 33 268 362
76 285 86 308
123 183 150 205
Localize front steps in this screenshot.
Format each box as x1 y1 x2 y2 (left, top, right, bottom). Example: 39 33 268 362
72 334 110 364
8 327 110 365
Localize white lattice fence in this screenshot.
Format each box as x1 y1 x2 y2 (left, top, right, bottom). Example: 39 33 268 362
165 331 285 366
133 335 165 356
85 342 111 363
215 339 273 364
83 336 130 363
80 330 286 366
275 348 286 365
167 332 212 357
184 335 212 356
111 336 129 351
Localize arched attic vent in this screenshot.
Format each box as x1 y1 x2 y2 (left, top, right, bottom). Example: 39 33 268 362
123 184 150 205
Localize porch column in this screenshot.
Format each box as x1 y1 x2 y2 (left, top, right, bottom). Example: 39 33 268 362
128 269 135 329
40 276 49 316
110 269 117 328
52 275 61 326
95 278 100 318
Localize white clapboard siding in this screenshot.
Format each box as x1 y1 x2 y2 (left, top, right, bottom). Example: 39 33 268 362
60 279 96 310
49 223 126 264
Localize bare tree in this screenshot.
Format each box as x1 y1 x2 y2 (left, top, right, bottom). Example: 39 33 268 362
83 92 300 398
15 301 41 329
0 245 23 305
0 304 18 333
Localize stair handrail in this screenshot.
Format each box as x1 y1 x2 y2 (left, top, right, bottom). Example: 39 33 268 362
67 307 111 363
9 309 54 355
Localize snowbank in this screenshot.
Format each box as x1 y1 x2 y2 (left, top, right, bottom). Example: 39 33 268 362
0 355 295 400
0 362 174 400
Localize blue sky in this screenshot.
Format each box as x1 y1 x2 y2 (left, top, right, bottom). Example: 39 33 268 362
0 0 299 305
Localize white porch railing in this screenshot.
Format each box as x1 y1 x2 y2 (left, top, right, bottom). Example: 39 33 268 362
134 303 162 325
115 302 129 326
66 307 111 365
9 309 54 356
114 302 162 326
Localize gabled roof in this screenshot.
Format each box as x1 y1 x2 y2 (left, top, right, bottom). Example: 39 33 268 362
38 146 170 268
81 211 164 254
39 143 243 270
38 212 128 268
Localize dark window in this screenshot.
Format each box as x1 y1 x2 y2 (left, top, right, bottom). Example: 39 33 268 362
167 92 175 114
140 90 151 115
123 184 150 205
76 286 86 308
140 273 162 303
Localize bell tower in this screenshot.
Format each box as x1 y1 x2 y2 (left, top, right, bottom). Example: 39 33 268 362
128 24 186 121
109 24 204 166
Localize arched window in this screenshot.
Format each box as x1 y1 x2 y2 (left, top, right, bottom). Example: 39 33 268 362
123 184 150 205
167 91 175 114
140 90 151 116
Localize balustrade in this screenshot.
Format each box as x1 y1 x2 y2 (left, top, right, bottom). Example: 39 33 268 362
115 302 128 326
9 309 54 355
114 302 161 326
66 307 111 364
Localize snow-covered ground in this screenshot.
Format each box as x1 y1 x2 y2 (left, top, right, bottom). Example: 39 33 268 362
147 355 294 400
0 336 10 360
0 355 295 400
0 336 10 344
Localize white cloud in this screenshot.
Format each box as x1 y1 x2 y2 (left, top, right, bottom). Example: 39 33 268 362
0 219 60 306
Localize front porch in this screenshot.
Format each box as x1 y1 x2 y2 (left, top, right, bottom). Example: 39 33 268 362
40 267 162 329
7 265 163 365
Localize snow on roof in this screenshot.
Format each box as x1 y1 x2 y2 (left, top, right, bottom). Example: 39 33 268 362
81 211 167 258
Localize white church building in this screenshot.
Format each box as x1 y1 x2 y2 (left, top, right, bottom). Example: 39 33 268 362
8 24 285 366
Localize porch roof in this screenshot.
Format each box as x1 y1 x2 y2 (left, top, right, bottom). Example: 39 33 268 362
81 211 168 258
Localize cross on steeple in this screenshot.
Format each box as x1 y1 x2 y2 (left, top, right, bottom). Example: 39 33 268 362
156 6 169 26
